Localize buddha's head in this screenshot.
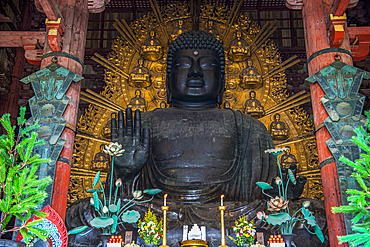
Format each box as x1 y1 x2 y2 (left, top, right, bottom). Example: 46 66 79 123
207 20 214 28
166 31 225 107
135 89 141 97
247 59 253 67
285 146 291 154
236 30 242 39
178 19 184 27
274 113 281 121
149 29 156 38
138 58 144 67
250 90 256 99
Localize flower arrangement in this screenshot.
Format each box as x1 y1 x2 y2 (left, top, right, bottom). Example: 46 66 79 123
0 107 52 244
228 215 256 246
138 208 163 245
68 142 162 236
255 148 324 242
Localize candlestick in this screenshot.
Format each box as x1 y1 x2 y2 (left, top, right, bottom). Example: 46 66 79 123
220 194 224 206
218 206 228 247
160 205 169 247
164 193 168 206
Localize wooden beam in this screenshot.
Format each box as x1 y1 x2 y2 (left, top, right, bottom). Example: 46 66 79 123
0 31 45 48
348 26 370 38
38 0 64 23
331 0 350 16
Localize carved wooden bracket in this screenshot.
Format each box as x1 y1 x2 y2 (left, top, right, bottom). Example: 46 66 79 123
0 31 45 65
285 0 303 10
348 27 370 61
46 18 64 52
88 0 110 13
329 14 347 48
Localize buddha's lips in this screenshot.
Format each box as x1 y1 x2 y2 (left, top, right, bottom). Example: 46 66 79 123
186 79 205 87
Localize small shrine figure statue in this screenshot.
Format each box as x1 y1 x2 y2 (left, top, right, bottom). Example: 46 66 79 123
203 20 220 41
240 59 263 89
101 120 111 139
228 30 250 62
91 144 110 171
128 89 146 112
280 146 299 169
244 91 264 118
171 19 188 43
269 113 289 140
160 101 167 108
141 30 163 61
128 58 151 88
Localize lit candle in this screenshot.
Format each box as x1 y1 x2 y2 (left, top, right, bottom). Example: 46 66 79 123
220 194 224 206
164 193 168 206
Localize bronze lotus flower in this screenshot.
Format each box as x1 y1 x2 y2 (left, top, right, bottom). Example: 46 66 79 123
267 196 289 212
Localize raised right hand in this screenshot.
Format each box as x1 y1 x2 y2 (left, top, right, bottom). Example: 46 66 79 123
111 108 150 181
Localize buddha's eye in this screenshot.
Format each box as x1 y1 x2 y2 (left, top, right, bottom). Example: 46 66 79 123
174 57 192 68
200 58 218 69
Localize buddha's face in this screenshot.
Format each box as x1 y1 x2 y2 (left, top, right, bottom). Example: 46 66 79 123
247 59 253 67
250 91 256 98
275 114 280 121
179 20 183 26
138 59 144 66
169 49 222 104
135 90 141 96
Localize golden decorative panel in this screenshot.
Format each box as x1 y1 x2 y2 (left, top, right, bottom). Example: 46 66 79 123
69 1 322 205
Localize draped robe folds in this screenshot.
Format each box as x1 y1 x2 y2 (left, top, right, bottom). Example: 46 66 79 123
66 108 278 231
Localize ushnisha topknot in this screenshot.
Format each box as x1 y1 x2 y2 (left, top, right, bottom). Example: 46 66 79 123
166 31 225 75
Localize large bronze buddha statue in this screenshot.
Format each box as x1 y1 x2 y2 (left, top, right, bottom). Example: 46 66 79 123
67 32 310 240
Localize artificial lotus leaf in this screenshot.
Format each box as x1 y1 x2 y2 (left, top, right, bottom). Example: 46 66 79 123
90 217 114 228
109 204 118 213
68 225 88 235
288 169 297 185
265 213 291 226
121 210 141 223
256 182 273 190
93 171 101 187
87 189 103 193
313 225 325 243
143 188 162 195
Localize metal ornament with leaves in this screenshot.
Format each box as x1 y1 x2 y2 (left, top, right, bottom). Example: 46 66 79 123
255 148 324 243
68 142 162 236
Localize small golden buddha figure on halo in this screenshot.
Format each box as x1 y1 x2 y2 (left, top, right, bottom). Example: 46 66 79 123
269 113 289 140
203 20 220 41
160 101 167 109
91 144 110 172
171 19 188 43
101 120 111 139
244 90 264 118
141 30 163 61
128 58 151 88
223 101 231 109
280 146 299 169
240 59 263 89
228 30 250 62
128 89 146 112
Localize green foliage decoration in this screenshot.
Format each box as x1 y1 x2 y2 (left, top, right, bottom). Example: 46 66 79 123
138 208 163 245
332 111 370 246
0 107 52 244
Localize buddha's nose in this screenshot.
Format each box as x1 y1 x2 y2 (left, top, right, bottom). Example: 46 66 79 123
188 62 203 79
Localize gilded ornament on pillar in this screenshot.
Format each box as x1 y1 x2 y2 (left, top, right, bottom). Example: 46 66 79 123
240 59 262 89
269 113 289 140
128 89 147 112
228 30 250 62
244 91 264 118
141 30 163 61
128 58 151 88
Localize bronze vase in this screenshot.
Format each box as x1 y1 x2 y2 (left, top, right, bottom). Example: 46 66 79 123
281 233 296 247
98 233 112 247
0 239 26 247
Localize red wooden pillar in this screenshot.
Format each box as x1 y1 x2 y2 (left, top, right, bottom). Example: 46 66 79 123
302 0 351 246
40 0 88 221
